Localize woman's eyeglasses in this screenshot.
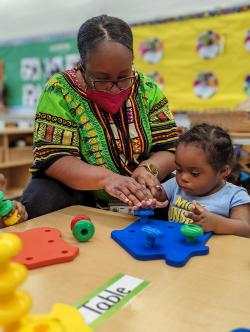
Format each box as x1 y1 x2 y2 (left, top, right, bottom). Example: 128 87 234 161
87 73 136 92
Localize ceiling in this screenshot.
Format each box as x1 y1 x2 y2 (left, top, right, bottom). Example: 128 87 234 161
0 0 250 42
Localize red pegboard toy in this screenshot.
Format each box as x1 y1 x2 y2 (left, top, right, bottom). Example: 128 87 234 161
13 227 79 269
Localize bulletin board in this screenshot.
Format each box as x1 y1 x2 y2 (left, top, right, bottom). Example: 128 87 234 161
0 36 78 110
132 7 250 111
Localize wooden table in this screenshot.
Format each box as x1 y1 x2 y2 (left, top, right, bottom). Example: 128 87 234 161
3 205 250 332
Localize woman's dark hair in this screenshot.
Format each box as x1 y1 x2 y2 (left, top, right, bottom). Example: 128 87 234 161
177 123 234 171
77 14 133 65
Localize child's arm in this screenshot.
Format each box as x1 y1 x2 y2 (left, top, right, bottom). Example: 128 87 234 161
186 201 250 237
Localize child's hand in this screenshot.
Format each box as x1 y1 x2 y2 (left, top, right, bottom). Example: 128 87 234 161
13 201 28 223
0 201 28 228
133 198 169 211
185 200 216 232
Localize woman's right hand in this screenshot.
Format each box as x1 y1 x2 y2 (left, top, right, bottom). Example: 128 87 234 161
102 173 152 206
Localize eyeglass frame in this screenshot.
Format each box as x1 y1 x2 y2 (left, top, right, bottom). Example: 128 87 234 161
83 68 137 92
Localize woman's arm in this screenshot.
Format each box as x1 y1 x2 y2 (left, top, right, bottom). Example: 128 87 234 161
45 156 151 205
132 151 175 197
132 75 177 195
142 150 176 181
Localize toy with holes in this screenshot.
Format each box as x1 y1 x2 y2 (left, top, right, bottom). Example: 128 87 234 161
111 209 212 267
0 233 92 332
71 215 95 242
13 227 79 269
0 191 20 226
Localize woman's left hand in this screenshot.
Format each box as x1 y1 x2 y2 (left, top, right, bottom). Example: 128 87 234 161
132 166 162 198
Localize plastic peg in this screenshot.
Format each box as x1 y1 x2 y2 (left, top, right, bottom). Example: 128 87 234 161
72 219 95 242
134 209 154 223
142 225 164 247
180 224 204 243
0 200 13 217
70 215 91 230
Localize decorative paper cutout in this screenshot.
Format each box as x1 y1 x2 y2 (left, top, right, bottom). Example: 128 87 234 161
43 56 64 80
245 29 250 52
193 72 218 99
139 38 163 64
21 58 41 81
196 30 223 59
244 75 250 96
22 84 42 108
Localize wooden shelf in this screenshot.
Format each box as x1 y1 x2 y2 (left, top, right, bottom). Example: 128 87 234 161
230 132 250 138
0 159 32 169
230 132 250 145
0 128 33 135
0 129 33 197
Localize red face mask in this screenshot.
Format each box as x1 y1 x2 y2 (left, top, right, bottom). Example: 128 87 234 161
86 88 131 115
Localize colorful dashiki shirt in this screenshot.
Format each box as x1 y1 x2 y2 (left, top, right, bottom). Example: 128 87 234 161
31 69 177 179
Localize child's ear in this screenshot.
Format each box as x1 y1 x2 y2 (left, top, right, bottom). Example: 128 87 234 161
220 165 231 178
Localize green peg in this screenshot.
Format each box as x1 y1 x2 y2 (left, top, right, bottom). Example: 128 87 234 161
72 219 95 242
0 191 4 203
180 224 204 243
0 199 13 217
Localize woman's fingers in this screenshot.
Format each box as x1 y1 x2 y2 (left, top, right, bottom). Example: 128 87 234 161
104 174 154 206
110 185 140 206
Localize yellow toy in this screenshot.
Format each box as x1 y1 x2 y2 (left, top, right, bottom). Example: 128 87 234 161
0 233 92 332
0 192 20 226
4 209 20 226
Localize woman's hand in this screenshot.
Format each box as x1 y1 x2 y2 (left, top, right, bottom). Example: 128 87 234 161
102 173 152 206
132 166 162 198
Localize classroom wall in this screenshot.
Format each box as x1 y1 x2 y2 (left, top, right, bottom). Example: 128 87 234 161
0 0 250 42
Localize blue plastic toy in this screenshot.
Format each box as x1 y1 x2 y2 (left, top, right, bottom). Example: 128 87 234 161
111 209 212 267
133 209 154 223
141 225 164 247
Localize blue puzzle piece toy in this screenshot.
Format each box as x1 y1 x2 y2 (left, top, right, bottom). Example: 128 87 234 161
111 212 212 267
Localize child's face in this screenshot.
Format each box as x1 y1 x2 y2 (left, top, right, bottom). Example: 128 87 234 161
175 143 226 196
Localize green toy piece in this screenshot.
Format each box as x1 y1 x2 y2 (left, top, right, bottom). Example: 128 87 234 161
0 191 14 217
180 224 204 243
72 219 95 242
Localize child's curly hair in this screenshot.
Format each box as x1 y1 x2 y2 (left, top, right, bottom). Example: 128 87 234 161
177 123 234 171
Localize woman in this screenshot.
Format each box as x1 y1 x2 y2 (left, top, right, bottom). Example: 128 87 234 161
22 15 178 218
